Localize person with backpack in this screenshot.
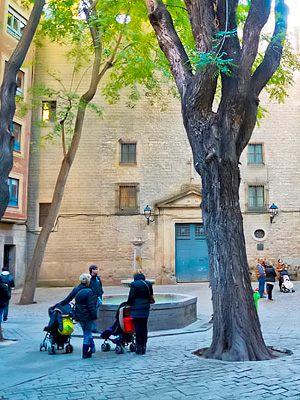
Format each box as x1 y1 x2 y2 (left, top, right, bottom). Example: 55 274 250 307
59 273 97 358
0 267 15 321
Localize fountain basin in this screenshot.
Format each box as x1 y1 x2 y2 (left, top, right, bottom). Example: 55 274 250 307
96 293 197 332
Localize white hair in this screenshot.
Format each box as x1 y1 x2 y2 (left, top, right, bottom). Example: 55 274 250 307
79 273 91 283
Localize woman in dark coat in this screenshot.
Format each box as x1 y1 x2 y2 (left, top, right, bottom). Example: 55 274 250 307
127 269 153 354
60 273 97 358
265 263 277 301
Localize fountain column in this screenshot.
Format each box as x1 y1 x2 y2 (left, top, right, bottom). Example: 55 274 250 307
132 237 145 271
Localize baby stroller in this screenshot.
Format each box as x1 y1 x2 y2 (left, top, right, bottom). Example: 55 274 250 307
281 270 295 293
40 303 75 355
101 302 136 354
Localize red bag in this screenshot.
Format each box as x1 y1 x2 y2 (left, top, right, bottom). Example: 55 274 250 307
123 316 135 333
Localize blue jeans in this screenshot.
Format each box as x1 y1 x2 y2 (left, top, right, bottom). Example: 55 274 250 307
258 277 266 298
0 308 4 324
79 321 93 345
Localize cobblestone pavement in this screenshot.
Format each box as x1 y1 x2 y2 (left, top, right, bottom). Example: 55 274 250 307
1 282 300 399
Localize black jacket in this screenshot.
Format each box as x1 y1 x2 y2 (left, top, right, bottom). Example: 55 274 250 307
74 284 98 322
0 282 10 308
89 275 104 304
265 266 276 282
0 271 15 298
127 273 153 318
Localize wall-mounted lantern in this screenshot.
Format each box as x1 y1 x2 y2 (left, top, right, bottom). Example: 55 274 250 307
269 203 278 223
144 205 155 225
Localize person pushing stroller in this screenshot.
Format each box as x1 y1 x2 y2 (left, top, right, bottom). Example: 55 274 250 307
59 273 98 358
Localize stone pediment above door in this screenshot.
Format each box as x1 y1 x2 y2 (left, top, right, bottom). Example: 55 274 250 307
157 185 202 209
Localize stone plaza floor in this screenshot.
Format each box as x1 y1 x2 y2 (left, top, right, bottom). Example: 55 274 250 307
1 282 300 399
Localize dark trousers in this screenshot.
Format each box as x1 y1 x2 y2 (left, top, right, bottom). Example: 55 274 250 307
133 318 148 349
266 283 274 300
279 277 283 291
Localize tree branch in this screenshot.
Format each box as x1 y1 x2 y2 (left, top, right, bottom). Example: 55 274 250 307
145 0 193 97
251 0 289 95
184 0 216 53
239 0 271 79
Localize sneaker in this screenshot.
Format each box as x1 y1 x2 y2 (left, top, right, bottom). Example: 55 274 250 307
260 296 266 298
3 317 7 322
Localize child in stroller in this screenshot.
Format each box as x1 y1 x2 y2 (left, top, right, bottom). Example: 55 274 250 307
101 302 136 354
40 303 74 355
280 270 295 293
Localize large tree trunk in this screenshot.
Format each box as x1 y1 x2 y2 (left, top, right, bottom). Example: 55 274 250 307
0 0 45 218
202 155 271 361
145 0 288 362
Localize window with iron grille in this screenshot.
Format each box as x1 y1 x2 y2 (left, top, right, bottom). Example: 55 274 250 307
248 144 263 164
176 224 190 239
248 186 264 210
118 184 139 213
7 7 26 39
8 178 19 207
39 203 51 227
120 143 136 164
195 224 205 238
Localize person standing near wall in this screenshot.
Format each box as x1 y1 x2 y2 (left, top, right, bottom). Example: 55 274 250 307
265 262 277 301
276 259 286 292
0 267 15 321
255 258 266 298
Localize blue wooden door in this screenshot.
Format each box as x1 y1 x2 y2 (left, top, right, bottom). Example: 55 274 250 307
175 223 209 282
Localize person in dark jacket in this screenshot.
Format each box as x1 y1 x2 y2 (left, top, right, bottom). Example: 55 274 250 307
0 267 15 321
88 265 103 333
127 269 153 355
60 273 97 358
265 263 277 301
89 265 104 305
0 280 10 326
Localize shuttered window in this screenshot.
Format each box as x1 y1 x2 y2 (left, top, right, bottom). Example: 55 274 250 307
248 186 264 209
120 143 136 164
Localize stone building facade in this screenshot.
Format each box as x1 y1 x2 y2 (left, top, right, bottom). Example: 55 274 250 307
25 35 300 287
1 1 299 286
0 0 35 285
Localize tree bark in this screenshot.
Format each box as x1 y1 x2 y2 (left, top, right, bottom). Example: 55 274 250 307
0 0 45 218
145 0 288 361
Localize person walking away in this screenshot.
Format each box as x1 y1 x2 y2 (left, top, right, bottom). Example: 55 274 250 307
255 258 266 298
88 265 103 333
0 278 11 337
276 259 286 292
60 273 97 358
265 263 276 301
127 269 154 355
0 267 15 321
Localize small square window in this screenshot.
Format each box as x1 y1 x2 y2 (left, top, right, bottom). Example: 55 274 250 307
257 243 264 251
7 7 26 39
7 178 19 207
248 144 263 164
12 122 21 152
42 101 56 122
117 184 139 214
120 143 136 164
248 186 264 210
39 203 51 227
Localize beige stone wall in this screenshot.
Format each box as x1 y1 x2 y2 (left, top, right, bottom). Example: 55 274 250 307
27 39 300 286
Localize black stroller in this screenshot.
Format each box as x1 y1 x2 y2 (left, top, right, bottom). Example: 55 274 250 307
40 303 74 355
101 302 136 354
